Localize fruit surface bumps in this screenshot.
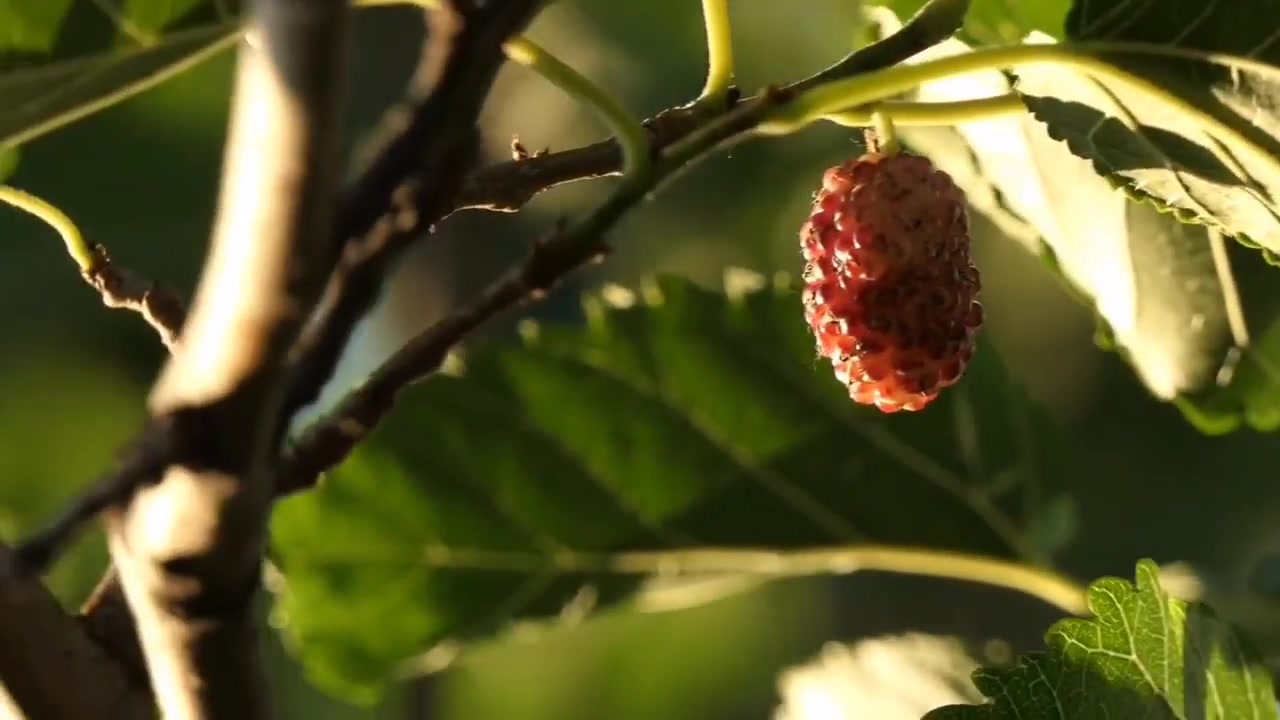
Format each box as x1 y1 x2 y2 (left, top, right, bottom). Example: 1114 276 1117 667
799 150 982 413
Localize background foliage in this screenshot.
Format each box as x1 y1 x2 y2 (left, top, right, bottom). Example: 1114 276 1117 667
5 0 1280 717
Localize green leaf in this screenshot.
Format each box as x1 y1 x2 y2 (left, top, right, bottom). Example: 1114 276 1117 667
270 272 1068 704
0 351 146 603
876 19 1280 433
925 559 1279 720
0 0 241 149
1020 1 1280 259
865 0 1071 44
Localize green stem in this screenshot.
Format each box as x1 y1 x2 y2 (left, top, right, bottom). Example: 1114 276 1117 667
758 41 1276 171
406 544 1090 616
870 110 901 154
0 186 96 271
1207 229 1250 387
503 36 651 178
823 94 1026 128
697 0 735 102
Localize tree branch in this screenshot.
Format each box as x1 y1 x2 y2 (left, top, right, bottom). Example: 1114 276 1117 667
282 0 545 421
102 0 350 715
67 3 543 699
83 244 187 351
444 0 963 221
0 546 154 720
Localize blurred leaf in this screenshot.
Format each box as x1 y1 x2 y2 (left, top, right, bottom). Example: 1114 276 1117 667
270 272 1070 704
865 0 1069 44
0 351 145 603
775 633 983 720
876 18 1280 433
1020 0 1280 260
0 0 241 149
925 559 1279 720
1024 493 1076 564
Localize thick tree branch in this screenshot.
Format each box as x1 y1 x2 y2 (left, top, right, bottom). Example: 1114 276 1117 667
102 0 349 715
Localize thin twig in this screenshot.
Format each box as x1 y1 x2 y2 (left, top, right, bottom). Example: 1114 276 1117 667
0 185 188 348
83 243 187 350
445 0 964 220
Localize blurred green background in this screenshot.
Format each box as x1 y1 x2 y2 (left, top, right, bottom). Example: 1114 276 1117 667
4 1 1280 717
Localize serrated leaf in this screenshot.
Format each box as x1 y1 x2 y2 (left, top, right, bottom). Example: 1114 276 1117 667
925 559 1279 720
0 0 241 149
1018 0 1280 259
270 273 1069 704
870 18 1280 431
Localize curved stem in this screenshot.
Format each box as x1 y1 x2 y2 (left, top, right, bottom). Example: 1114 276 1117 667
0 186 95 271
503 36 651 178
697 0 735 102
759 41 1280 174
609 546 1089 616
406 544 1090 616
823 94 1026 128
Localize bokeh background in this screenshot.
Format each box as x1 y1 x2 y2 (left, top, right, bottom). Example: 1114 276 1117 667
3 1 1280 717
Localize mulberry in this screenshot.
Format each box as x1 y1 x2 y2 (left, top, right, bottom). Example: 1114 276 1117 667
800 149 982 413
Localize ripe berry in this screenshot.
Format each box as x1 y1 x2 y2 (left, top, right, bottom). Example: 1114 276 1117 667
800 148 982 413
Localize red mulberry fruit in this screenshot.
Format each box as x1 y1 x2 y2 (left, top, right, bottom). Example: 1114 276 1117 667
800 150 982 413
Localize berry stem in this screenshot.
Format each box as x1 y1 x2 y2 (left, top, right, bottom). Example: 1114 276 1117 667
869 110 901 154
757 41 1274 166
0 185 95 271
1207 228 1251 387
503 37 652 179
824 94 1026 128
697 0 735 104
